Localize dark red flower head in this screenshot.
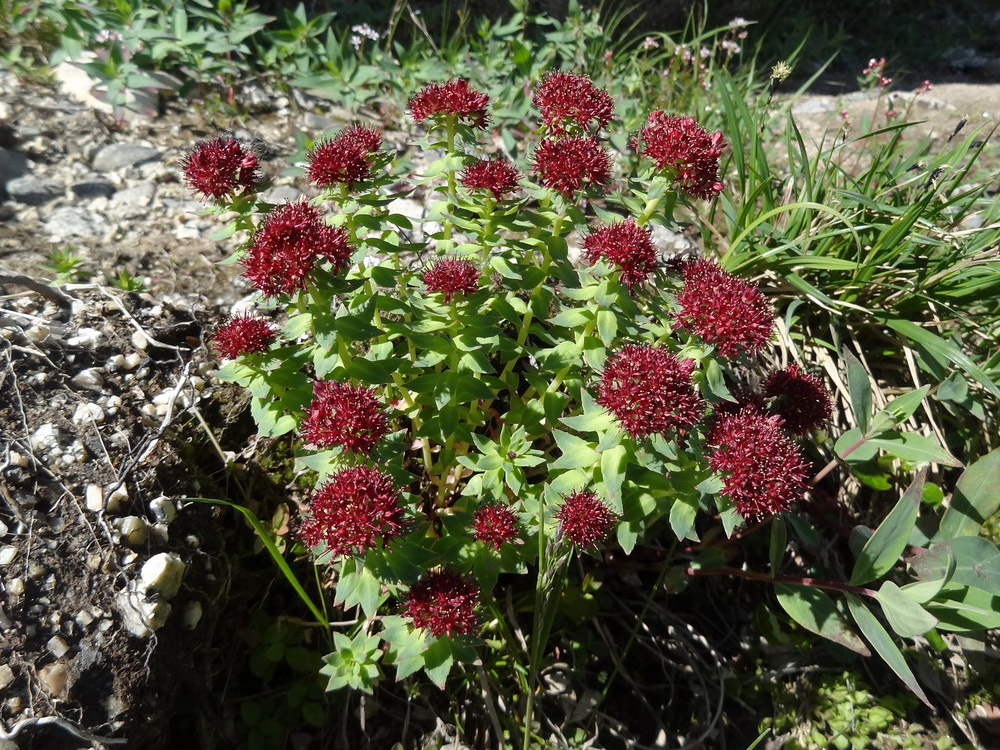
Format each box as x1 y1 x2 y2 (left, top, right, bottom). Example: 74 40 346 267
556 489 618 547
404 570 480 638
633 112 725 200
598 344 704 440
408 78 490 128
532 136 611 198
299 465 403 556
460 158 521 201
423 259 480 302
764 364 833 435
707 407 810 519
212 313 276 359
242 201 353 297
300 379 389 455
307 124 382 190
533 72 614 135
583 218 658 291
674 259 773 359
472 504 519 550
182 136 260 200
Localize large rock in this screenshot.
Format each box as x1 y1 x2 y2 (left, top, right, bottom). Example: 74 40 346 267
7 174 61 205
0 147 27 195
46 206 99 240
92 143 161 172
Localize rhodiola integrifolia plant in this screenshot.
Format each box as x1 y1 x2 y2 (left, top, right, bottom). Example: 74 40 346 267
184 73 833 704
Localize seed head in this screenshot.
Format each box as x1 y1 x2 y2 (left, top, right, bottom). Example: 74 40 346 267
532 72 614 135
299 466 403 557
460 158 521 201
423 259 480 303
307 124 382 190
212 313 276 359
181 136 260 200
300 380 389 455
556 489 618 547
707 407 810 519
532 136 611 198
472 504 519 550
633 112 725 200
764 364 833 435
404 570 480 637
408 78 490 128
583 217 658 291
597 344 704 440
674 259 773 359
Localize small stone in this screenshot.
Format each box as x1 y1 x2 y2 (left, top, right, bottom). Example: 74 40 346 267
47 634 70 658
0 147 28 192
0 546 16 565
46 206 99 240
6 174 61 205
0 665 14 690
140 552 185 598
76 609 95 627
118 515 148 545
149 497 177 524
116 586 172 637
72 402 105 425
106 353 126 369
105 484 128 513
38 662 69 697
261 184 303 203
66 327 103 349
0 520 6 537
107 183 155 219
7 450 28 467
30 423 60 451
71 176 116 199
131 330 148 350
28 562 46 579
85 484 104 512
92 143 161 171
70 367 104 391
6 578 24 596
123 351 143 370
24 324 52 344
182 601 202 630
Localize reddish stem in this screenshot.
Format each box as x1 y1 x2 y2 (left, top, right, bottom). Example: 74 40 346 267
685 566 877 597
811 434 867 486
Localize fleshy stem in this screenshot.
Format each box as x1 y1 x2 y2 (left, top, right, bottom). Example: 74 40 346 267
685 566 878 597
812 434 867 485
443 115 458 241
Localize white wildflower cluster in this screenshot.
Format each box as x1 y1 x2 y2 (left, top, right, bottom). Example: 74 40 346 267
349 23 380 49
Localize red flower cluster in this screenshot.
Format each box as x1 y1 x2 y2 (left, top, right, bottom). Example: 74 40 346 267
472 504 519 550
633 113 725 200
404 570 480 637
598 344 704 440
556 489 617 547
300 380 388 455
583 218 658 290
299 466 403 556
423 259 480 302
532 72 614 135
532 136 611 198
460 158 520 200
674 259 773 359
212 313 276 359
307 124 382 190
242 202 353 297
408 78 490 128
764 364 833 435
707 407 810 519
182 136 260 200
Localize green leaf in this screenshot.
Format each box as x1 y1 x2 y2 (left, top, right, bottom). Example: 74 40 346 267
926 585 1000 632
422 637 454 688
668 495 698 541
865 432 961 467
874 581 938 637
843 347 872 433
850 468 925 585
596 310 617 347
599 444 628 507
910 537 1000 596
845 593 932 707
774 583 870 655
883 385 931 424
551 430 600 470
936 447 1000 540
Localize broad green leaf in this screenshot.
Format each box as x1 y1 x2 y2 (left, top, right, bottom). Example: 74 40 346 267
843 348 872 433
551 430 600 470
910 537 1000 596
668 495 698 541
845 593 932 707
599 444 628 506
874 581 938 637
834 427 878 462
850 468 925 585
936 448 1000 540
865 432 961 467
926 585 1000 632
422 637 454 689
774 583 869 655
883 385 931 424
596 310 617 347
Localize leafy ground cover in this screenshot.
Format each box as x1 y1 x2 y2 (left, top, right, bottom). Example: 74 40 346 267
2 2 999 749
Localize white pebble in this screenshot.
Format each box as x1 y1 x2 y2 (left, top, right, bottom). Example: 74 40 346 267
6 578 24 596
85 484 104 512
8 451 28 467
0 665 13 691
0 520 6 538
72 402 105 425
75 610 95 627
118 516 148 545
47 635 70 658
25 324 52 344
149 497 177 523
105 485 128 513
141 404 158 418
182 601 202 630
117 589 172 637
66 327 102 349
0 546 16 565
123 352 142 370
106 354 126 369
131 330 148 350
139 553 185 598
29 423 60 451
70 368 104 390
190 376 205 392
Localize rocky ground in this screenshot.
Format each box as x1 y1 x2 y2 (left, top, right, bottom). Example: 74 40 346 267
0 60 997 749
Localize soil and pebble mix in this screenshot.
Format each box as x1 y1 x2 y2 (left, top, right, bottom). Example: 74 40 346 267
0 59 998 748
